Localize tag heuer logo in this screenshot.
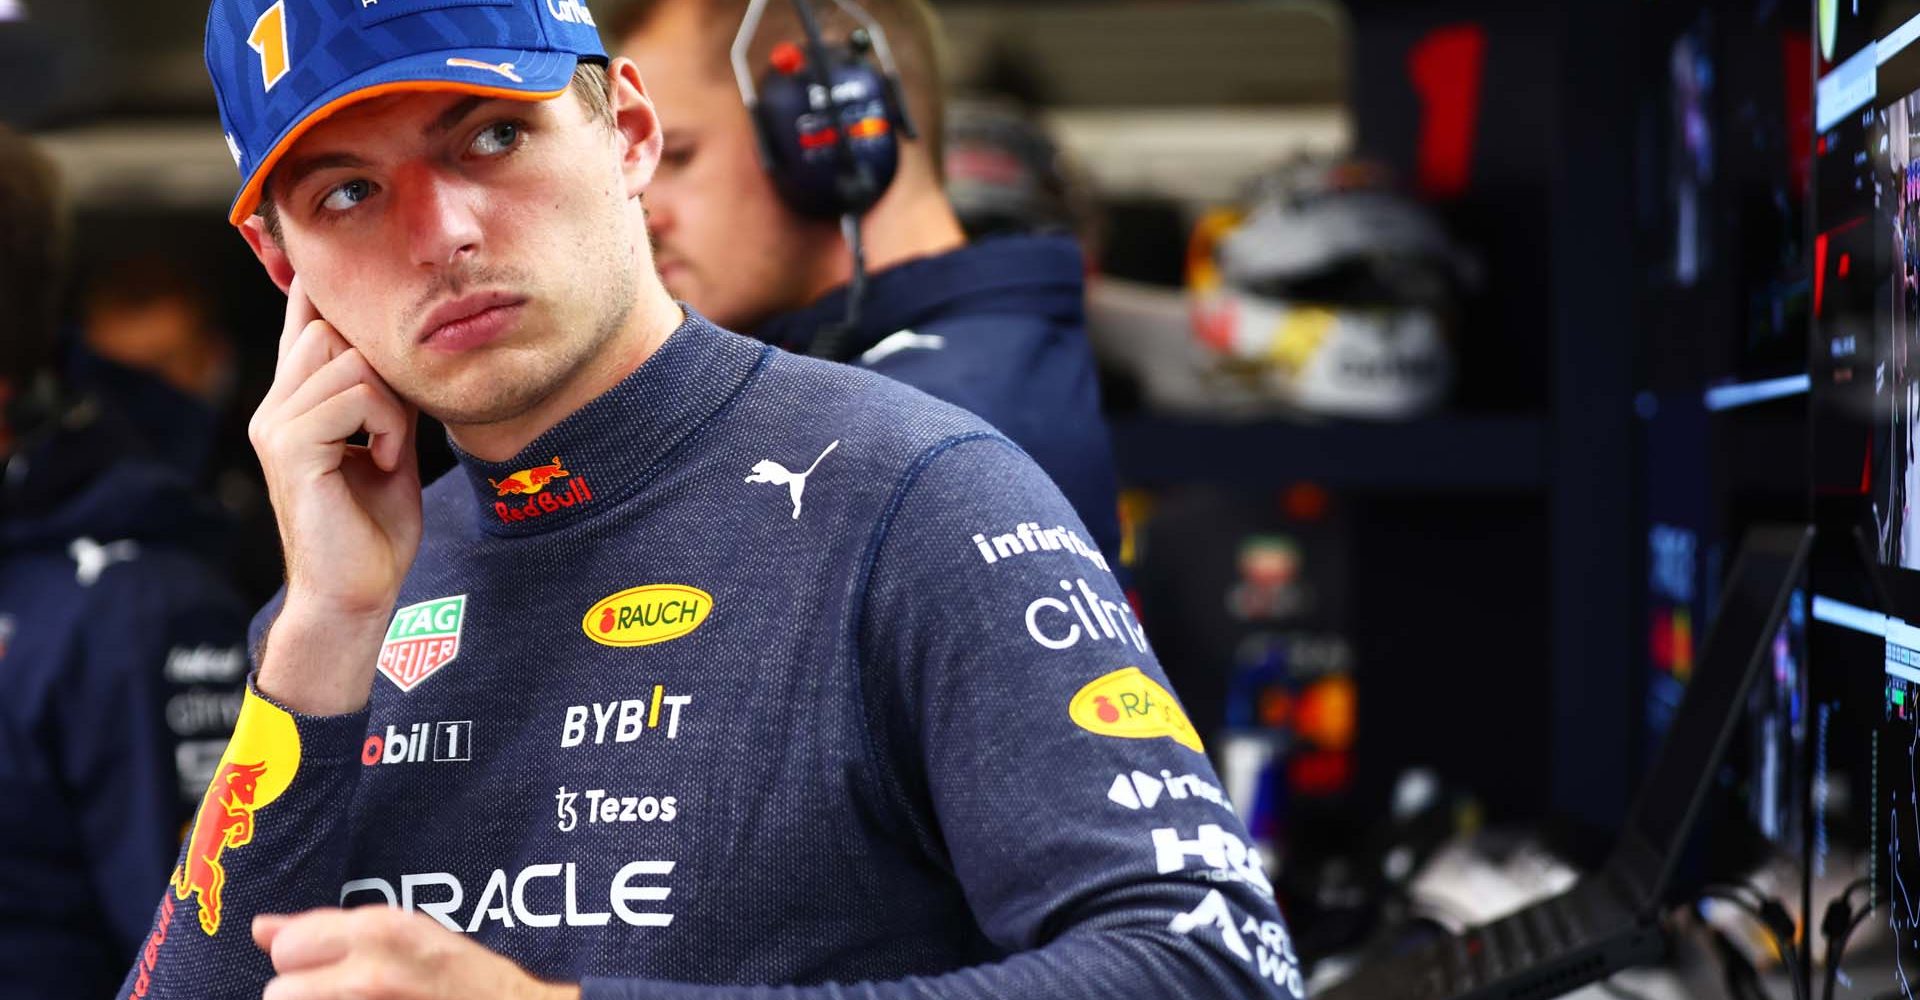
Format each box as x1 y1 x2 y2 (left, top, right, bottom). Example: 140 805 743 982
377 595 467 692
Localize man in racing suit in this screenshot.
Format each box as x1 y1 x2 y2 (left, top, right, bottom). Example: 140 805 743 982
119 2 1301 998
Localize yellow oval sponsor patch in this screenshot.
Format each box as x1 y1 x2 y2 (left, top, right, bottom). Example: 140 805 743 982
1068 666 1204 752
583 585 714 648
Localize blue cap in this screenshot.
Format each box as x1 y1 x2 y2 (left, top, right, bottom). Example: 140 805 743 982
205 0 608 225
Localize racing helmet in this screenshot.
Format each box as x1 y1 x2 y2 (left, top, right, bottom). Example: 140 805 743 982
1187 158 1472 419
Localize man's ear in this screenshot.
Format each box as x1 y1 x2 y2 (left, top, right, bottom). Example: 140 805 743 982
238 215 296 293
607 56 664 199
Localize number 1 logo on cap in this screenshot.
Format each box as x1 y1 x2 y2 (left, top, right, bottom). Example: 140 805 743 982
248 1 291 92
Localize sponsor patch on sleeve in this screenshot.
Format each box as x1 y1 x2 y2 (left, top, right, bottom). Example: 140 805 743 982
1068 666 1204 752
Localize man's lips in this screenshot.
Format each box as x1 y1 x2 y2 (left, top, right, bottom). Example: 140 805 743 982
418 292 527 351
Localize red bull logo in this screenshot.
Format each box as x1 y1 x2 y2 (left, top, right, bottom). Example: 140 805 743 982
491 456 593 523
129 895 175 998
490 456 571 497
171 760 268 935
169 690 301 937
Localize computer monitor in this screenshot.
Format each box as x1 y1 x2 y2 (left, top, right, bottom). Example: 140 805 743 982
1808 7 1920 990
1636 0 1814 866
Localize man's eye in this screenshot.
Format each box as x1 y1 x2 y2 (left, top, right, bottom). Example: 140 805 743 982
320 179 374 213
661 145 694 169
471 121 521 156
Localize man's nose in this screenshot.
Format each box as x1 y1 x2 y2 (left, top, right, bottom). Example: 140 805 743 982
399 167 483 269
643 187 675 240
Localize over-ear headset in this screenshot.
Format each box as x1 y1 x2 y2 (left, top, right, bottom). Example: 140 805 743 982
732 0 919 359
732 0 919 220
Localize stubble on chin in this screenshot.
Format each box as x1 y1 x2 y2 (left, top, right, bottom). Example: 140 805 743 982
414 266 638 429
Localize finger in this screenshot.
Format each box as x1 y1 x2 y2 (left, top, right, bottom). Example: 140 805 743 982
252 913 292 952
262 961 396 1000
274 348 413 474
257 909 356 975
278 274 319 365
261 319 352 416
377 401 421 475
287 382 413 461
274 348 399 430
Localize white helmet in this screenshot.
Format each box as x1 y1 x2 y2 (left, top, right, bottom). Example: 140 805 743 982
1187 159 1473 419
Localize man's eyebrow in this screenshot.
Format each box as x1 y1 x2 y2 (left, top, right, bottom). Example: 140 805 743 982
275 152 371 200
427 95 494 138
272 96 526 203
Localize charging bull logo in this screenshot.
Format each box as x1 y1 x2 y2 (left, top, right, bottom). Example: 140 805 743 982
170 690 301 936
1068 667 1204 753
171 761 266 935
490 456 570 497
490 457 594 523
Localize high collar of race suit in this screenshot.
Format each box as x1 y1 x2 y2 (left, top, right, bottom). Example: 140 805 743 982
453 309 768 537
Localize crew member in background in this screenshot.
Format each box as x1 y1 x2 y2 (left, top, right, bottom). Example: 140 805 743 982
614 0 1123 566
0 124 250 999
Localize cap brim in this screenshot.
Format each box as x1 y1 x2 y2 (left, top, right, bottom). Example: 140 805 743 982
228 47 578 226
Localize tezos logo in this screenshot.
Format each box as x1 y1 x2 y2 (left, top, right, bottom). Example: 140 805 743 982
582 585 712 647
377 595 466 692
555 787 678 832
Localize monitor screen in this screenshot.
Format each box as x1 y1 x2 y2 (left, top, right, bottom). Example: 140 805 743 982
1810 10 1920 991
1742 588 1809 848
1810 4 1920 618
1884 615 1920 971
1621 525 1808 899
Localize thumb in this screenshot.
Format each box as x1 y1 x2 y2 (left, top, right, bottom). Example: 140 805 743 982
252 913 292 951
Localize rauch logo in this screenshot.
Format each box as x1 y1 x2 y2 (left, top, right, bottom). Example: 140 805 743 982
583 585 712 648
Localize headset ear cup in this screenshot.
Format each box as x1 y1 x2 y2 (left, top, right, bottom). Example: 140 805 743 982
747 98 782 173
883 73 918 141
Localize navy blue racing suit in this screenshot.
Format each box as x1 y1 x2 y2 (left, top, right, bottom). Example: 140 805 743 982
120 313 1300 999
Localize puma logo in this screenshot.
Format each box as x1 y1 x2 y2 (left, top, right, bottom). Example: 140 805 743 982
69 536 140 587
745 440 840 520
445 57 523 83
859 330 945 366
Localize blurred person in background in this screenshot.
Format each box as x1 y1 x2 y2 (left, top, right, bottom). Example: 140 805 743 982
69 256 290 606
73 257 237 481
0 123 251 999
615 0 1122 566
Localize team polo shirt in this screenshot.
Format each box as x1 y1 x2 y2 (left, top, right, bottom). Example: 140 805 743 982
119 312 1302 1000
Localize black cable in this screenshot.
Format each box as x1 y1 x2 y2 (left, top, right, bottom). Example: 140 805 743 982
1822 891 1885 1000
1701 888 1809 1000
808 214 868 362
